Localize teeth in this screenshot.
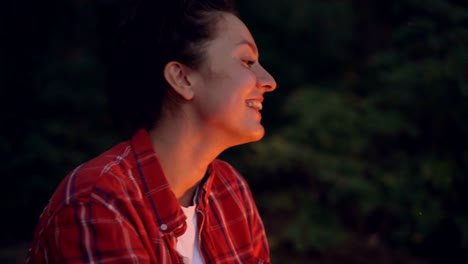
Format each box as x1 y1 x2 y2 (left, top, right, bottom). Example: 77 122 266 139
246 100 263 110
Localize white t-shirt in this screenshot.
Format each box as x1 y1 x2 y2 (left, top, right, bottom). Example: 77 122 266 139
176 192 204 264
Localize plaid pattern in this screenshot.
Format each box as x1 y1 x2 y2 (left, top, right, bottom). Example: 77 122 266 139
27 129 270 264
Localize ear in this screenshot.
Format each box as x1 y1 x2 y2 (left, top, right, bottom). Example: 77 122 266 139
163 61 194 100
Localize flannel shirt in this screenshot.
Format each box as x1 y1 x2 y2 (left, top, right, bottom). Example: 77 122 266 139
27 129 270 264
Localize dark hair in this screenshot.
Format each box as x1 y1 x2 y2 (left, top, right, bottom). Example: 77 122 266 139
104 0 237 135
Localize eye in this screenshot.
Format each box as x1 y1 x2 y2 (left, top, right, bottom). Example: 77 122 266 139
242 60 255 68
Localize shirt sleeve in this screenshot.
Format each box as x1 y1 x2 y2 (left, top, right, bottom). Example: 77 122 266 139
232 169 271 264
220 160 272 264
247 189 271 264
37 201 151 264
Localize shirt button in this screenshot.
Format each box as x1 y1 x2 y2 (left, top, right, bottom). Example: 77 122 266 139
183 257 190 264
160 224 168 231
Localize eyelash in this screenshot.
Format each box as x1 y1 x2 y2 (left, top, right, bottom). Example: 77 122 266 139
243 60 255 68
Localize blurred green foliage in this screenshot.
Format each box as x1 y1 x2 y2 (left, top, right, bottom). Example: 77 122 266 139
1 0 467 263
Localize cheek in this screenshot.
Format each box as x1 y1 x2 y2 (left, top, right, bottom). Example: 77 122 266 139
196 65 258 115
216 66 257 99
224 70 256 101
224 70 257 107
242 67 257 87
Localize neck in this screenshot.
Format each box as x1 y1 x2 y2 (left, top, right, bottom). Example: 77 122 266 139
148 112 226 207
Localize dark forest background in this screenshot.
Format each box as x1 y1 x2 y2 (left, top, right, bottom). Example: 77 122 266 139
1 0 468 263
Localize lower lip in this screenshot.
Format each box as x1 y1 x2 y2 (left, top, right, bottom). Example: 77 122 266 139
248 106 262 118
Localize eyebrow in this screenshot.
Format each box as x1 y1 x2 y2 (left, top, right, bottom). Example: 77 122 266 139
235 40 258 56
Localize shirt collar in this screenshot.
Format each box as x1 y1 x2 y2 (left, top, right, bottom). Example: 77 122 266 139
128 128 215 235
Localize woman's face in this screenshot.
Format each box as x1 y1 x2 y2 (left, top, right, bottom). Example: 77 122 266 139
190 12 277 146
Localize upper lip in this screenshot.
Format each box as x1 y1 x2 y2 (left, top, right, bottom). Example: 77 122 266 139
247 97 264 103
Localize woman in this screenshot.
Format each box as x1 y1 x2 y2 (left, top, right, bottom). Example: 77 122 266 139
27 0 277 263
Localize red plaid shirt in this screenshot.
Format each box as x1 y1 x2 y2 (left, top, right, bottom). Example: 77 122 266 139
27 129 270 264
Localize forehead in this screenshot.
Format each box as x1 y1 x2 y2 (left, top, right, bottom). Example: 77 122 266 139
211 13 257 52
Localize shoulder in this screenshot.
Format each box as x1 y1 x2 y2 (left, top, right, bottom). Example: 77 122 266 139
210 159 255 203
47 141 140 213
211 159 249 186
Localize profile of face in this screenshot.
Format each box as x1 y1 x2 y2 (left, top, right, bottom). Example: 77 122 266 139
188 13 277 147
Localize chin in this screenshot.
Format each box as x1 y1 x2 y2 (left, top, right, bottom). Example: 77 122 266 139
225 123 265 147
241 126 265 144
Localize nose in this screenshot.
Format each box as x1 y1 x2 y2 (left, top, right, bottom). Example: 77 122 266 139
256 64 277 92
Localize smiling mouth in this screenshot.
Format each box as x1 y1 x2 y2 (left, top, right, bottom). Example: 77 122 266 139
246 100 263 110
